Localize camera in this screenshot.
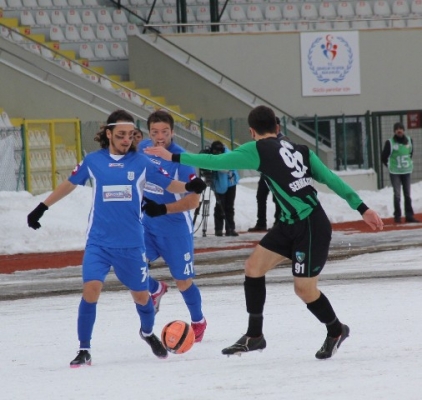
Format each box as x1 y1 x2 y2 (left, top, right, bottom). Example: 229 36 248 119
198 141 225 186
194 141 225 237
198 145 213 186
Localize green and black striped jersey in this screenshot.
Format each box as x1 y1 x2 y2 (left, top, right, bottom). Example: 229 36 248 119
179 137 367 224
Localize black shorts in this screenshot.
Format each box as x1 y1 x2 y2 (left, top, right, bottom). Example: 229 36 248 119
259 206 332 277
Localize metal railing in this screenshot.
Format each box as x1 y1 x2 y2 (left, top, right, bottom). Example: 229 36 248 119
107 0 325 149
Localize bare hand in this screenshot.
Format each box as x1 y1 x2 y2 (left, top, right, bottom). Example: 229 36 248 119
144 146 172 161
362 209 384 231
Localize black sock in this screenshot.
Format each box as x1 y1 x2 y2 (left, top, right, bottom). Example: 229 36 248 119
306 292 342 337
326 317 343 338
244 276 266 337
246 314 264 338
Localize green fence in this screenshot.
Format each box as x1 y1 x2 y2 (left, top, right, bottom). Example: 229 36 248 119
3 110 421 193
297 110 422 189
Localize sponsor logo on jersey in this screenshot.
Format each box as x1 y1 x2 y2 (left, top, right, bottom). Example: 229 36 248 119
144 182 164 195
289 177 313 192
296 251 306 262
71 162 82 175
188 173 197 181
103 185 133 201
127 171 135 181
150 158 161 166
109 163 124 168
159 167 169 177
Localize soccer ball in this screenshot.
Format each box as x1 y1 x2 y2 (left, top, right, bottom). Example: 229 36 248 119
161 320 195 354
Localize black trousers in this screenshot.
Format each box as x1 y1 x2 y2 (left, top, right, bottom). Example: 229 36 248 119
214 185 237 232
256 175 281 227
390 173 414 218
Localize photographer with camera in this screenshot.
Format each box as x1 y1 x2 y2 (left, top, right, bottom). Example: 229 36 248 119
209 141 240 237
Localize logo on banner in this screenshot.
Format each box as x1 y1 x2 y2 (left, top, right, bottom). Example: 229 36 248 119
308 34 353 83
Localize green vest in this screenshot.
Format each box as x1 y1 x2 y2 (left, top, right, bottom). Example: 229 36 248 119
388 137 413 174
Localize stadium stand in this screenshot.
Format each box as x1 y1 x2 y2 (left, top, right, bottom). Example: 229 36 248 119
1 0 421 119
319 1 337 18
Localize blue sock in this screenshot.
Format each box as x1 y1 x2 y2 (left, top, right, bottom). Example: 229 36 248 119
148 276 159 294
77 298 97 349
136 298 155 335
181 283 203 322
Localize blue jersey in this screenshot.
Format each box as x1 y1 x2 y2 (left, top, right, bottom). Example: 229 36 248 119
139 140 197 236
68 149 174 248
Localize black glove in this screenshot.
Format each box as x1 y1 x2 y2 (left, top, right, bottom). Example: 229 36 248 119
185 177 207 194
27 202 48 230
142 197 167 217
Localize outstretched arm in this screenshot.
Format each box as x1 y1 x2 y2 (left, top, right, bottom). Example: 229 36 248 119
27 180 77 229
142 193 200 217
309 151 384 231
166 178 206 195
362 209 384 231
165 193 200 213
145 142 260 171
144 146 172 161
43 180 77 207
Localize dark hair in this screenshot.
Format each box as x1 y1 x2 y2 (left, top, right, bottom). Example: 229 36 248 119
248 106 277 135
147 110 174 131
393 122 405 131
210 140 225 154
94 110 136 150
134 127 144 138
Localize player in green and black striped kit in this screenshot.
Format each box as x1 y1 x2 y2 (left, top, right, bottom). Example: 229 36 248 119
144 105 384 360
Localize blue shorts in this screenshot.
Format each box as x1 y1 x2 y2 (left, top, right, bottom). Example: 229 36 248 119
82 244 149 291
144 232 195 280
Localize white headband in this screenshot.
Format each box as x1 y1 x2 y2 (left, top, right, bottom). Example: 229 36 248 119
107 122 136 127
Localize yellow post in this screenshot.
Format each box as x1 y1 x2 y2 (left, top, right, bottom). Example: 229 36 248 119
23 118 81 194
50 121 57 189
23 123 31 193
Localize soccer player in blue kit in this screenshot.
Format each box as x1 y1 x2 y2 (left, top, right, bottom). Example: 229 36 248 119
139 110 207 342
27 110 206 367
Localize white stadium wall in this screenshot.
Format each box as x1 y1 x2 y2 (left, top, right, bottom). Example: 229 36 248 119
1 29 419 124
167 29 421 118
0 62 107 122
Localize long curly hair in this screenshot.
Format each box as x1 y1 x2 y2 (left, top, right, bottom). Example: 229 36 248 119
94 110 137 151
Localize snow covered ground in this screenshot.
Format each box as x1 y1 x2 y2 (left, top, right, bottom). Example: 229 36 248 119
2 179 422 399
2 272 422 400
2 178 422 255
